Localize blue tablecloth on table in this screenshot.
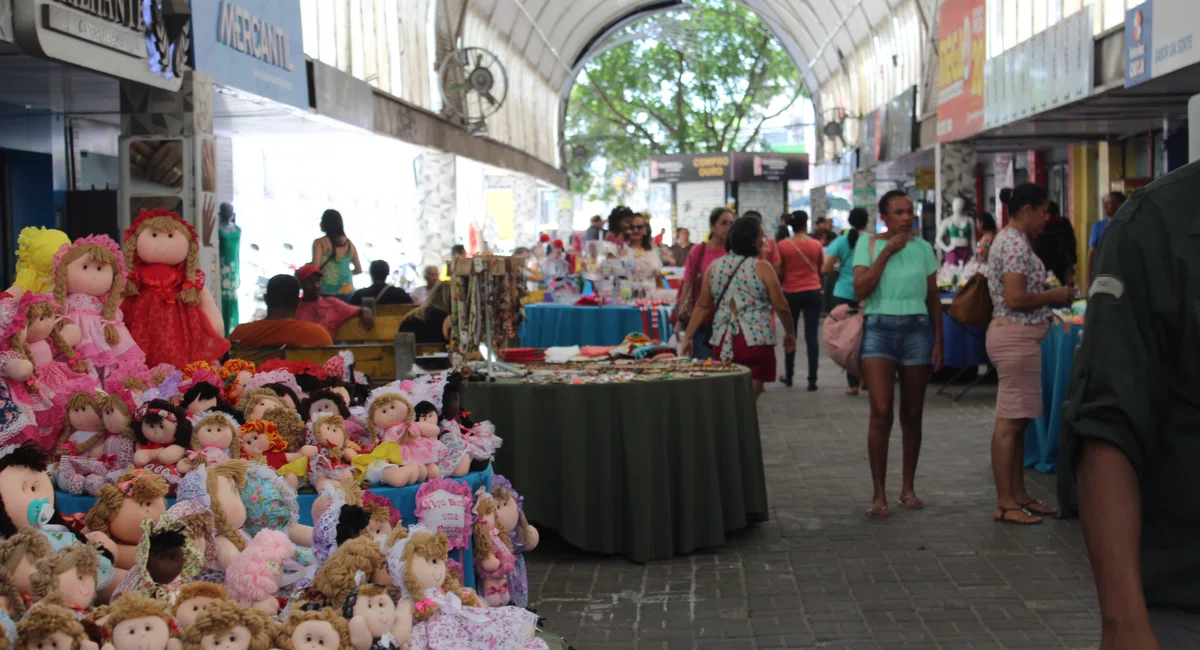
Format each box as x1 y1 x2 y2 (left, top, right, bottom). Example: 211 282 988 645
520 303 672 347
942 313 989 369
56 467 493 587
1024 324 1082 473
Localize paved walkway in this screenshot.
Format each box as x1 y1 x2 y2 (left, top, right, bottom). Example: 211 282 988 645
526 359 1100 649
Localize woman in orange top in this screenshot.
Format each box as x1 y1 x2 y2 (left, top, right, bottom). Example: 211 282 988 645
777 211 825 390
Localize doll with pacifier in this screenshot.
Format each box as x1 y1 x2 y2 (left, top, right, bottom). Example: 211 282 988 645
54 391 132 496
120 209 229 369
352 389 421 487
84 470 169 571
132 400 192 489
21 293 94 396
52 235 144 379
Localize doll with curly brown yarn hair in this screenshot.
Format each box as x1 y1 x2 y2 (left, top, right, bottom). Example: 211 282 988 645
277 605 351 650
310 536 388 610
53 234 144 378
29 545 100 613
54 392 120 497
83 471 168 571
172 583 228 633
17 603 98 650
350 390 420 487
100 594 182 650
0 528 53 600
180 599 276 650
305 414 360 494
236 388 284 423
397 529 544 650
470 489 515 607
120 209 229 369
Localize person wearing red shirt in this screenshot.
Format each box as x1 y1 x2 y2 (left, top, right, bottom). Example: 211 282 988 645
294 264 374 339
778 211 825 390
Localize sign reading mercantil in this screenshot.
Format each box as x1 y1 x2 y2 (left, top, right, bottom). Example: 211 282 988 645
12 0 190 91
191 0 308 110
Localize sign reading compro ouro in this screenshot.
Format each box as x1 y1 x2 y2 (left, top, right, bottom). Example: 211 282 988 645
191 0 308 111
13 0 190 91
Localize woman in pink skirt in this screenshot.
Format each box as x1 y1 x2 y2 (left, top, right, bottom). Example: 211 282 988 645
985 183 1078 525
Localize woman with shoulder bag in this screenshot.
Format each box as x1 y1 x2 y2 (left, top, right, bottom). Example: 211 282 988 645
821 207 870 394
985 184 1078 525
853 190 943 519
778 210 825 390
673 207 734 359
682 217 795 398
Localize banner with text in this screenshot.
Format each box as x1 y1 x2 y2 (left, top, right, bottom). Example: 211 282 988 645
190 0 308 110
936 0 986 142
1125 0 1200 88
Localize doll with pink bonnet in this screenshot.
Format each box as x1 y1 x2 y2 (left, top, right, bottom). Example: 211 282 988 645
0 294 61 448
52 234 144 378
120 209 230 369
20 293 95 398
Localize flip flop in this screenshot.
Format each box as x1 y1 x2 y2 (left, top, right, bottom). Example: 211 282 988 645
866 504 889 519
1019 500 1058 517
898 496 925 510
995 507 1042 525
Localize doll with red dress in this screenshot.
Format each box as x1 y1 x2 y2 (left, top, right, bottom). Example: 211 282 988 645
121 209 230 369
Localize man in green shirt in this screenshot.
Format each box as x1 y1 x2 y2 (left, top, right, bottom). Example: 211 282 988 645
1069 159 1200 648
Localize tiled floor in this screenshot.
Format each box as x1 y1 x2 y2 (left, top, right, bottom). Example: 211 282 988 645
526 360 1100 649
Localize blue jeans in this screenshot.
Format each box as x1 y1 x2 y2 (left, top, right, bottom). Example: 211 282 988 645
692 325 715 361
862 314 934 367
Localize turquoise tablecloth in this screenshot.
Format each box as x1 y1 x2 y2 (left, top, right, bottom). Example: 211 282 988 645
1024 324 1082 473
520 304 672 347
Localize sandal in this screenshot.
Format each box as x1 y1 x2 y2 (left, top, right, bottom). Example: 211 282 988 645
1019 500 1058 517
898 495 925 510
846 388 860 396
866 504 889 519
994 507 1042 525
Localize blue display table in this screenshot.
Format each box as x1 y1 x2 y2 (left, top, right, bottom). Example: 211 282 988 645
1024 323 1082 473
941 312 988 369
520 303 672 347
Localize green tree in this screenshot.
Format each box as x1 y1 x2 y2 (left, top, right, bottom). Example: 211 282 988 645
566 0 803 200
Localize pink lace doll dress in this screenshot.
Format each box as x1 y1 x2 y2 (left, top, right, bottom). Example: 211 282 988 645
408 587 547 650
56 430 135 496
65 293 144 378
0 348 37 446
29 339 95 397
381 422 446 466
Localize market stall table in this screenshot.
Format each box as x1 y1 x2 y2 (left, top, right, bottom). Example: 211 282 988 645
1025 322 1082 473
520 303 673 348
462 368 767 563
937 296 989 400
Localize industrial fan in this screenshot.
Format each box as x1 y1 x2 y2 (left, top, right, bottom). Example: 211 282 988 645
438 47 509 135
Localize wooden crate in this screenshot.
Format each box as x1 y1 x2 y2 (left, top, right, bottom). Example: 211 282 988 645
334 315 403 342
230 333 419 384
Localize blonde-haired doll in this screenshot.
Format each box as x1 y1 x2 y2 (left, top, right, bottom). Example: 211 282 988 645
52 234 144 377
350 389 421 487
54 391 134 497
120 209 229 369
11 227 69 296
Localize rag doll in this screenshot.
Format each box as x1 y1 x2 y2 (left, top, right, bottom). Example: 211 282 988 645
175 461 250 574
415 401 467 479
236 388 284 423
225 529 296 615
244 370 301 408
172 583 227 633
277 605 351 650
471 490 515 608
302 389 367 443
382 402 442 482
52 235 144 378
1 300 61 447
345 583 410 650
120 209 230 369
16 603 100 650
397 529 545 650
83 471 169 571
22 294 94 396
110 501 217 603
0 528 53 600
54 392 125 496
100 594 183 650
309 537 389 610
12 227 70 296
218 360 255 407
29 544 99 614
441 373 501 472
305 414 358 493
261 407 310 454
492 476 538 609
352 391 420 487
361 492 401 541
309 479 364 566
0 297 36 447
180 600 277 650
182 411 239 469
179 364 224 417
0 443 119 594
0 571 28 626
132 400 192 488
97 386 138 462
238 463 313 550
238 421 312 490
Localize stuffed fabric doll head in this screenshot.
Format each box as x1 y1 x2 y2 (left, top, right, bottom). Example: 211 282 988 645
190 412 238 459
0 529 52 598
16 604 93 650
236 389 283 423
218 361 255 407
55 393 105 458
300 389 351 423
311 537 387 610
492 476 538 551
177 461 249 554
179 378 223 418
260 407 305 453
98 388 137 441
0 572 28 622
398 530 481 621
180 600 276 650
29 544 99 611
84 470 168 546
14 227 70 295
52 236 125 346
172 583 227 633
24 296 87 373
276 606 350 650
308 414 349 463
238 421 285 461
133 400 192 448
103 594 180 650
342 583 403 650
360 493 400 540
363 391 411 443
225 529 294 614
122 211 202 305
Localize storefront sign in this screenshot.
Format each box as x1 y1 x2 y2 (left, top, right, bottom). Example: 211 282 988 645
1126 0 1199 88
915 168 936 191
985 7 1093 129
191 0 307 110
882 86 918 162
936 0 986 142
650 152 807 183
312 60 375 130
729 152 808 182
13 0 189 90
649 154 729 183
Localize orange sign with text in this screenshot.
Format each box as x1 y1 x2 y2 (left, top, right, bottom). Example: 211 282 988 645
937 0 987 142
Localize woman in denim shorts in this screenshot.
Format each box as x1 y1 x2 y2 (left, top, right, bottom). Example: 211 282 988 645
852 190 944 519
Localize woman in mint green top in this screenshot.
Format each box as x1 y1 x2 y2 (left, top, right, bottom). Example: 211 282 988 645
312 209 361 298
851 190 944 521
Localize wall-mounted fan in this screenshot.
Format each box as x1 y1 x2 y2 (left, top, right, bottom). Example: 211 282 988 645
821 107 860 154
439 47 508 135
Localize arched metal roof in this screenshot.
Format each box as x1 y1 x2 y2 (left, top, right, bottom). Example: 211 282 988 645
467 0 931 97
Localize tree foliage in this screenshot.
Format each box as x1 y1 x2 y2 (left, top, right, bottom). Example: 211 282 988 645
566 0 803 199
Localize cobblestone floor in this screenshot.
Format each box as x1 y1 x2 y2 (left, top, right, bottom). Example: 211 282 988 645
526 359 1100 649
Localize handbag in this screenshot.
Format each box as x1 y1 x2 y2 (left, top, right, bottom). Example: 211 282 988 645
821 239 872 373
948 273 993 328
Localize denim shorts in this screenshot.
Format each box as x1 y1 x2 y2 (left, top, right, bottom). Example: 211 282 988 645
861 314 934 366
